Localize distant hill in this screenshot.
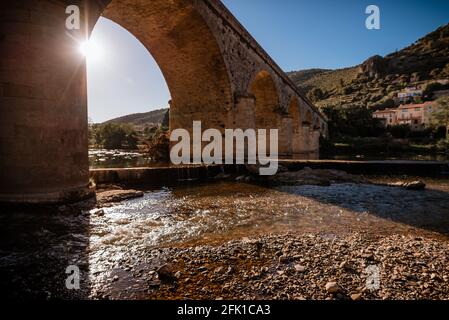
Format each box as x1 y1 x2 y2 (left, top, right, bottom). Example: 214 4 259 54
288 67 360 95
103 108 168 130
287 68 331 88
288 23 449 110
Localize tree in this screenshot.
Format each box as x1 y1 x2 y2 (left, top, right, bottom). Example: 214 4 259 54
100 123 127 149
307 88 324 102
431 97 449 138
94 123 139 150
321 105 385 139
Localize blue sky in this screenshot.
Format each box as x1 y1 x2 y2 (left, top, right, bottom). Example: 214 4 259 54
87 0 449 123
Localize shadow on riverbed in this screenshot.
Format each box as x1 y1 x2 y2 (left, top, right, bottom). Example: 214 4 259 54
1 178 449 299
276 181 449 238
0 204 92 299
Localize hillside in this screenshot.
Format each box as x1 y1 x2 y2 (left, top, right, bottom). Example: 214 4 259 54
288 23 449 110
288 68 331 89
103 108 168 130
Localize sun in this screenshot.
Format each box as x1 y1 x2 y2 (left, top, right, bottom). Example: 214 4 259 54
79 40 103 61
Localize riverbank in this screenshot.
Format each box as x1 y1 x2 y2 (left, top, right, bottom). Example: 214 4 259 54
89 160 449 187
87 176 449 300
90 232 449 300
1 173 448 300
322 137 449 162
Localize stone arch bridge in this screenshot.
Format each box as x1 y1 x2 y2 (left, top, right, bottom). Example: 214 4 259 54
0 0 327 203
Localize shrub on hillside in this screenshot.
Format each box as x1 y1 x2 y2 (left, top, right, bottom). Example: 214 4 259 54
321 105 386 139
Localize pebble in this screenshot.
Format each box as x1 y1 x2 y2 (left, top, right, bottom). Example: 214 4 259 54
325 282 340 294
351 293 362 301
294 264 306 272
87 233 449 300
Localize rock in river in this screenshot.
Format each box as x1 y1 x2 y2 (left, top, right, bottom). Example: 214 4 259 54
96 189 144 205
325 282 340 294
403 181 426 190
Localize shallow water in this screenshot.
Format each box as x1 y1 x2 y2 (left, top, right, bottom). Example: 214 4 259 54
1 177 449 298
91 179 449 251
89 149 151 168
326 153 449 161
89 148 449 169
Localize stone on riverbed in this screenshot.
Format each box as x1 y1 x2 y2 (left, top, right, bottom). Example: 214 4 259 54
96 189 144 206
325 281 340 294
388 180 426 190
89 208 105 216
403 181 426 190
157 264 176 283
351 293 363 301
294 264 306 273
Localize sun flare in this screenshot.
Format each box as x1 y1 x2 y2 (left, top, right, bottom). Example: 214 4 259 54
79 40 103 61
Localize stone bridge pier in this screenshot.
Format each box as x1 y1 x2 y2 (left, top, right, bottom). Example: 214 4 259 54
0 0 327 203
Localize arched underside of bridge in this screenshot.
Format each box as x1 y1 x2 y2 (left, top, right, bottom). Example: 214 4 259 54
0 0 234 203
0 0 327 203
102 0 234 131
288 97 302 154
249 70 282 154
250 72 280 131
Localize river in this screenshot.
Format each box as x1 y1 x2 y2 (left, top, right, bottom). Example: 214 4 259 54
1 176 448 299
89 149 449 169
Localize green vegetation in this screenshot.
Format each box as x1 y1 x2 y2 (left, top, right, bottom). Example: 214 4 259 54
431 97 449 138
89 109 171 157
292 23 449 160
321 106 385 139
289 23 449 111
144 128 170 162
437 138 449 154
89 123 139 150
319 105 448 157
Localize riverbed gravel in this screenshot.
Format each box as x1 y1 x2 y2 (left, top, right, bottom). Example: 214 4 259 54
91 232 449 300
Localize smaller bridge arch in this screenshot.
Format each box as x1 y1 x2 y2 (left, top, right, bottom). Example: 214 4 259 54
304 109 313 126
248 70 281 154
288 97 302 154
249 70 280 128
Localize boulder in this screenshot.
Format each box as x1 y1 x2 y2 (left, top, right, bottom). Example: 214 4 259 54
96 189 144 206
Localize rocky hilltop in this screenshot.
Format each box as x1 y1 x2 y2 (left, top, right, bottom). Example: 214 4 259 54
103 108 169 130
288 23 449 110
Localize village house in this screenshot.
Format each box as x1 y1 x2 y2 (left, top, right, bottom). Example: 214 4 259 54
373 108 397 126
397 86 423 102
373 101 436 131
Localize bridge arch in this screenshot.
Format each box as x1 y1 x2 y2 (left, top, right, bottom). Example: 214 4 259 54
304 109 313 126
0 0 234 203
101 0 234 131
288 97 301 154
248 70 280 130
248 70 282 154
0 0 326 203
